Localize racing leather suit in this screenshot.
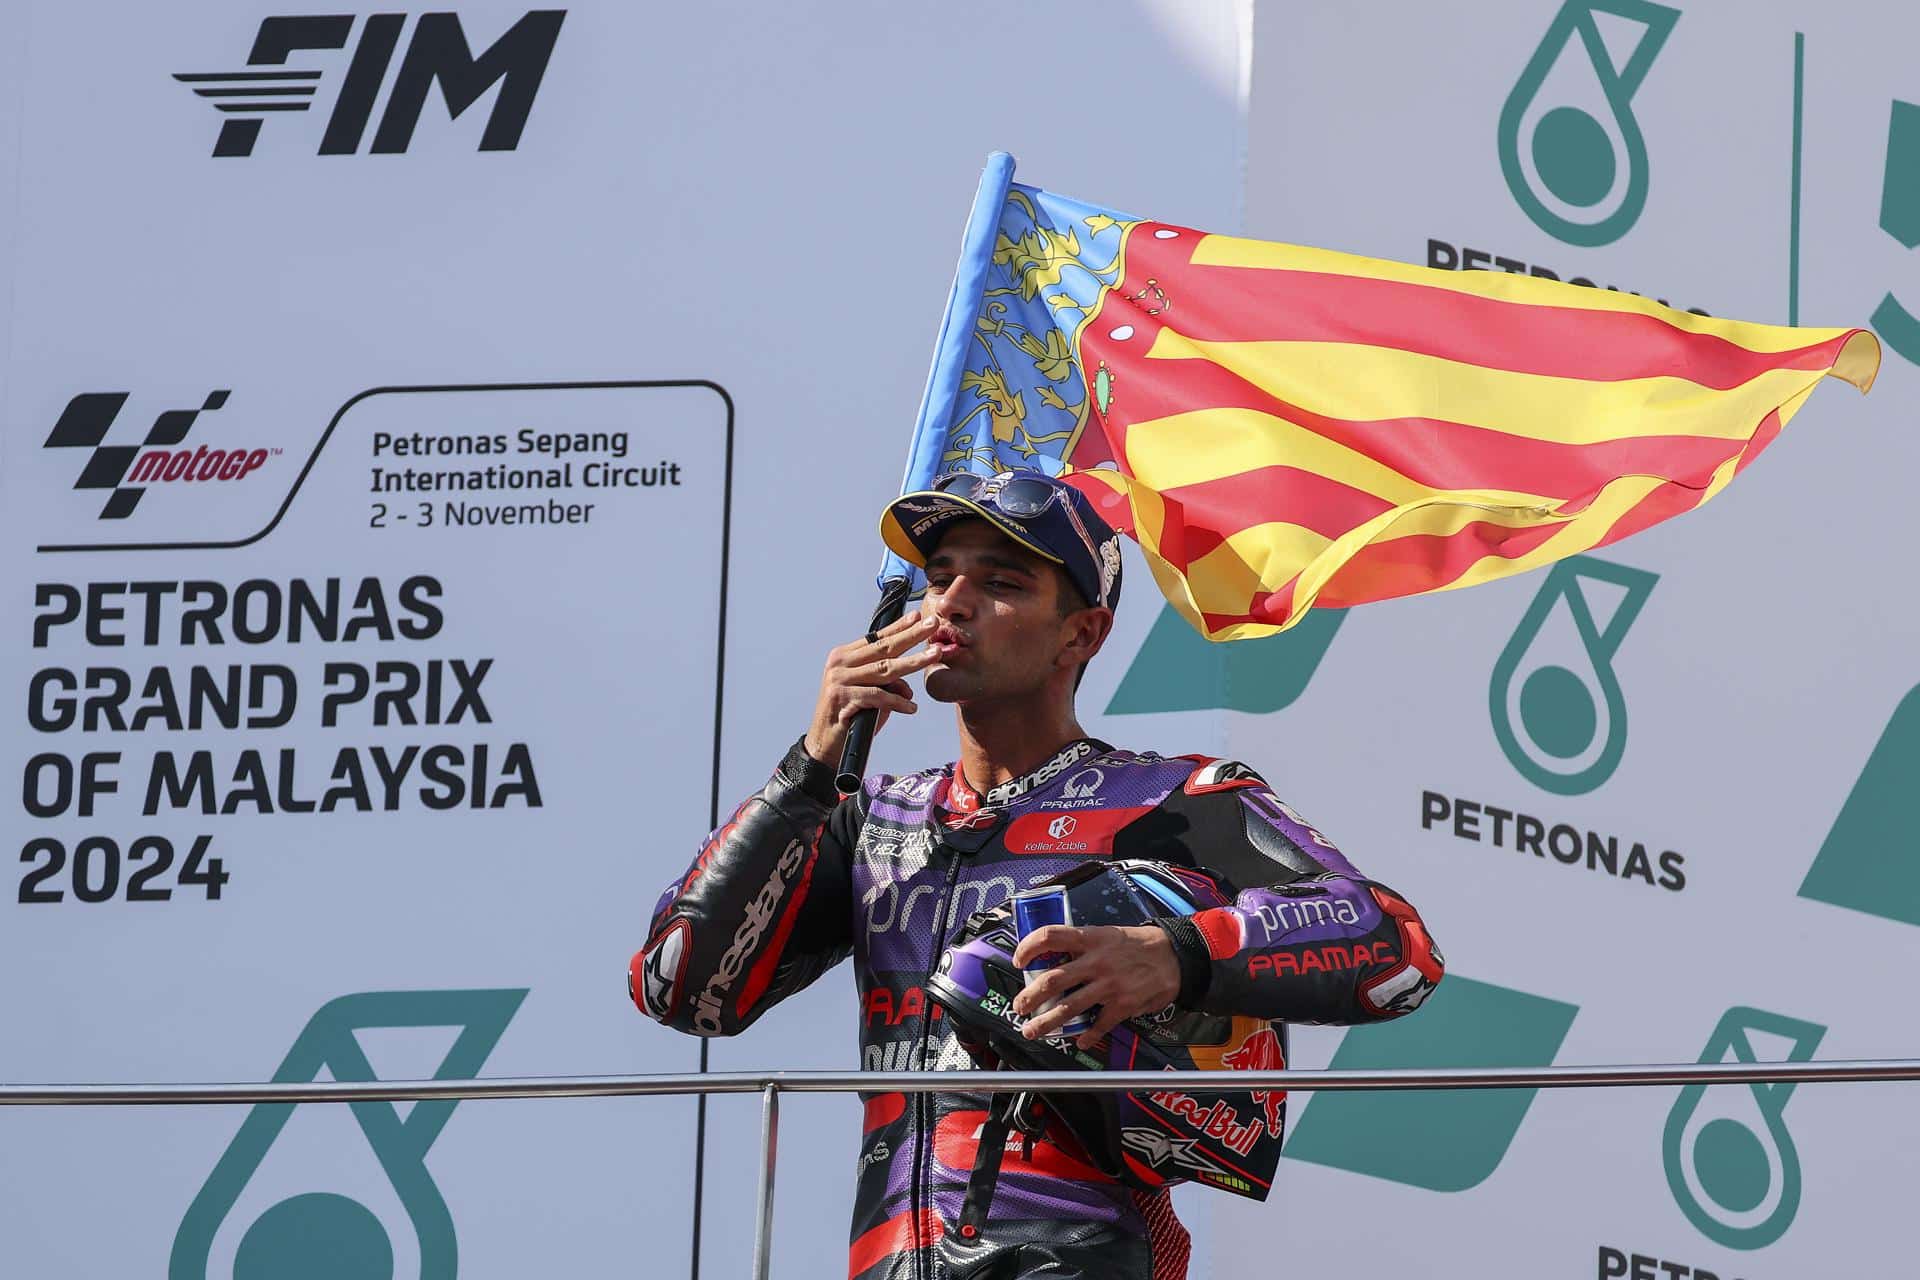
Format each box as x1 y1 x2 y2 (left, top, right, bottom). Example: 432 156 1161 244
634 737 1443 1280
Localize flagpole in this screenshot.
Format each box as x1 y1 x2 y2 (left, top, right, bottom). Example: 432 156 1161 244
835 151 1017 794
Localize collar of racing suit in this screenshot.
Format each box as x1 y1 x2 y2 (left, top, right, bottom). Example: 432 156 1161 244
945 737 1112 813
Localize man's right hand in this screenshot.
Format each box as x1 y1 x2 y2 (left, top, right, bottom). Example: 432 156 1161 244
802 613 942 766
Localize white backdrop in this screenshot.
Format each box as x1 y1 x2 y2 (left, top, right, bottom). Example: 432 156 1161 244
5 2 1911 1277
0 3 1248 1278
1199 1 1919 1276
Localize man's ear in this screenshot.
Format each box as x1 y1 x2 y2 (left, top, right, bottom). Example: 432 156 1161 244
1057 606 1115 670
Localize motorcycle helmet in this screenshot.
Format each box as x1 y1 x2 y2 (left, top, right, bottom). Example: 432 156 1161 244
927 859 1288 1202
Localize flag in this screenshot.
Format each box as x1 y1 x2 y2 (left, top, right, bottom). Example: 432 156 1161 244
894 154 1880 640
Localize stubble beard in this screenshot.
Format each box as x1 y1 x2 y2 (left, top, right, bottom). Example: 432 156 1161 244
925 657 1052 710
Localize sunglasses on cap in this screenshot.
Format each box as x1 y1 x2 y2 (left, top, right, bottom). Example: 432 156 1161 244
930 471 1069 518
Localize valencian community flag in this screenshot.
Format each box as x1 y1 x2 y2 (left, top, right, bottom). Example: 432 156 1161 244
880 153 1881 640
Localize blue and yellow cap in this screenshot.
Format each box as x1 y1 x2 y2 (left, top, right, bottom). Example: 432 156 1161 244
880 470 1122 611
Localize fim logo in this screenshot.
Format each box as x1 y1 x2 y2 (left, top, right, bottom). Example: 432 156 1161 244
1490 556 1657 797
1498 0 1679 247
1663 1007 1825 1250
174 11 565 158
44 390 279 520
171 988 526 1280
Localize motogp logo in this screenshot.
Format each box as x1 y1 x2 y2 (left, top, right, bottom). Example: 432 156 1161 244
42 390 276 521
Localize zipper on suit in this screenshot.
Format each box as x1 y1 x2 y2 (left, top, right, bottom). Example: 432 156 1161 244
908 844 967 1280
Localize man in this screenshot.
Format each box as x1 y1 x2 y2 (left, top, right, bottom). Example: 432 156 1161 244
632 470 1443 1280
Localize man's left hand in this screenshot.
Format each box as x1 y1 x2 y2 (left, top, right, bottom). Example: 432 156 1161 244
1010 924 1181 1049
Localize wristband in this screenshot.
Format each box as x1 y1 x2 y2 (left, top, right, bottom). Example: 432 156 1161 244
779 736 843 806
1149 914 1214 1007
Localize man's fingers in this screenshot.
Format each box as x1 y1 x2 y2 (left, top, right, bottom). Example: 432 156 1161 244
864 615 938 658
1012 959 1091 1015
872 611 932 643
806 617 936 764
1075 1001 1136 1049
839 687 916 720
1022 980 1106 1040
846 643 943 687
1012 925 1086 968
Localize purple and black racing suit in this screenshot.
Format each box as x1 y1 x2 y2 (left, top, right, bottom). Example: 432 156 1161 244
633 737 1443 1280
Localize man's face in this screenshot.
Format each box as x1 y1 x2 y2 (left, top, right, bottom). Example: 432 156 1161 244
918 519 1086 705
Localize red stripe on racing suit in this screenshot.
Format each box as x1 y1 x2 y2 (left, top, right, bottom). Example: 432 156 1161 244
633 740 1443 1277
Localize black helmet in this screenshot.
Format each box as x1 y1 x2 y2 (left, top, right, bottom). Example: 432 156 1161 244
927 860 1288 1205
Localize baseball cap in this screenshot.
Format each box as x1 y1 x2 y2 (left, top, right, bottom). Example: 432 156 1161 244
880 470 1123 611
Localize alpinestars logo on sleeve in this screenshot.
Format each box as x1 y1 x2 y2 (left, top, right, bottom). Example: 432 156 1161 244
1365 962 1441 1015
690 841 806 1034
43 390 277 520
635 918 691 1020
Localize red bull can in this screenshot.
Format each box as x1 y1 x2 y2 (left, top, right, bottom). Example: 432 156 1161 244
1011 885 1096 1038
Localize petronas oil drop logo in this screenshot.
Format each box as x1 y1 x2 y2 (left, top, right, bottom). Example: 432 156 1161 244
171 989 525 1280
1106 604 1345 715
1871 99 1920 365
1798 683 1920 927
1490 556 1657 796
1284 974 1577 1191
1663 1007 1825 1250
1499 0 1679 246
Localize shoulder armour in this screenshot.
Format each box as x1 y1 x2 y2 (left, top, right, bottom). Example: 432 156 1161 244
1182 757 1269 796
869 768 945 804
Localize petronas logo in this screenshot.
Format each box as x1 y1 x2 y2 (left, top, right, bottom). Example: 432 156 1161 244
1490 556 1658 796
1498 0 1679 246
171 989 525 1280
1663 1007 1825 1250
1798 683 1920 927
1871 100 1920 365
1106 604 1345 716
1283 974 1578 1191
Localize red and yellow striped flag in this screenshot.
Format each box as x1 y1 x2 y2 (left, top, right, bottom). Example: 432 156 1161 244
938 181 1880 640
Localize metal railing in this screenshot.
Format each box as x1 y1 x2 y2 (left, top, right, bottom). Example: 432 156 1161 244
7 1060 1918 1278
